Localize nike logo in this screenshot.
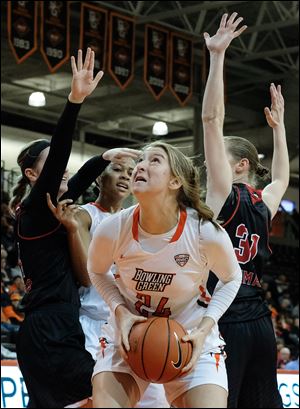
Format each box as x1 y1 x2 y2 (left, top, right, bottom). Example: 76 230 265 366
171 332 182 369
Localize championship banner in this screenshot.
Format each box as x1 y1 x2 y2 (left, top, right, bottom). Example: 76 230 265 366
40 1 70 73
169 33 193 106
108 12 135 90
7 1 38 64
80 3 108 72
144 25 169 100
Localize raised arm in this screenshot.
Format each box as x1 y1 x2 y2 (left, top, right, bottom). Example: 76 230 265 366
262 84 289 219
28 48 104 209
202 13 247 217
63 148 141 202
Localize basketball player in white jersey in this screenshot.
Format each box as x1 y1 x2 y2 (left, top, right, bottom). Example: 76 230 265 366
47 157 169 408
87 141 242 408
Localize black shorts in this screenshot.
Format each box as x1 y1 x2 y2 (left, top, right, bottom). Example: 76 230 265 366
16 303 95 408
219 315 283 408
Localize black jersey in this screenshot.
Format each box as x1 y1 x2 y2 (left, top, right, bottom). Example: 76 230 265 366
209 183 272 323
16 100 110 313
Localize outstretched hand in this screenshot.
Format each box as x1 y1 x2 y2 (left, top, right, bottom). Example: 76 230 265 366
102 148 142 164
69 48 104 103
204 12 247 54
264 83 285 128
46 193 81 234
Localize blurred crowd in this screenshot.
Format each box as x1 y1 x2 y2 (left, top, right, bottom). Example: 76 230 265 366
1 189 299 368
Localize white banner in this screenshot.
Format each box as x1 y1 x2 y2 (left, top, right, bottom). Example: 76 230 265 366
1 361 299 408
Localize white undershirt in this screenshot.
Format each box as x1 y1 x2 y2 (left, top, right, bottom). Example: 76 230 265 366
138 224 177 253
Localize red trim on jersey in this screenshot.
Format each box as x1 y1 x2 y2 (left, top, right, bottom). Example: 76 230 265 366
245 184 263 205
170 208 187 243
17 210 61 240
90 202 109 213
132 206 187 243
243 186 272 255
222 186 241 228
132 206 139 241
199 285 211 302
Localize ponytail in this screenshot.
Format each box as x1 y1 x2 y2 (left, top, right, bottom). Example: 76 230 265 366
224 136 270 187
255 163 270 180
9 138 50 215
9 175 29 215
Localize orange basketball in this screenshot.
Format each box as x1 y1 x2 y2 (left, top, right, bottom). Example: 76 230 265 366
127 317 192 383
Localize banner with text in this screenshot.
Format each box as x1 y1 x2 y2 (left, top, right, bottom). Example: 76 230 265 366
169 33 193 106
144 25 169 100
7 1 38 63
40 1 70 73
80 3 108 72
108 12 135 90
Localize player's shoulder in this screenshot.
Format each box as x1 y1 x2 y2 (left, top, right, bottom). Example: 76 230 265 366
199 218 227 242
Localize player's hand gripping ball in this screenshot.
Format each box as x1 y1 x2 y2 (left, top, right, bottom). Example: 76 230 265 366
127 317 192 383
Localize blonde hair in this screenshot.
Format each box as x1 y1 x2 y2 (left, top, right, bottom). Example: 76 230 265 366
224 136 270 185
144 141 220 229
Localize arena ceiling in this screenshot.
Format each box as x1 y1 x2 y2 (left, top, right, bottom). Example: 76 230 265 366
1 1 299 185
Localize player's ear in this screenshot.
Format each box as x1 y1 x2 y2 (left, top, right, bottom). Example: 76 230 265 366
235 158 249 174
24 168 38 184
169 177 182 191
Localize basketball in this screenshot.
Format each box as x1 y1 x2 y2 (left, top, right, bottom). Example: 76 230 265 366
127 317 192 383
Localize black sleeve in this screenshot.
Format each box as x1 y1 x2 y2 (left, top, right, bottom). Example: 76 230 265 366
61 155 111 202
24 100 82 210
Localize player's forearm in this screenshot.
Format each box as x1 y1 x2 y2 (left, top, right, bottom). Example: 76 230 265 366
202 51 232 200
89 271 126 313
271 125 290 189
204 267 241 324
202 52 225 124
67 229 91 287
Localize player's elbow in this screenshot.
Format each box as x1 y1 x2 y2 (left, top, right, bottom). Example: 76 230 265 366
202 111 224 125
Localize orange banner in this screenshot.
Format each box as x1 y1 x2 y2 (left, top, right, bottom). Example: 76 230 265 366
7 1 38 64
108 12 135 90
40 1 70 73
169 33 193 106
80 3 108 72
144 25 169 100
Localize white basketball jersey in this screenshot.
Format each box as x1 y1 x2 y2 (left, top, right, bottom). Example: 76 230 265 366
79 203 111 320
106 205 226 353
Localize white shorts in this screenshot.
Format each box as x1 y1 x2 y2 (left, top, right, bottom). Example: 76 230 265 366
81 317 168 408
79 315 107 360
93 340 227 405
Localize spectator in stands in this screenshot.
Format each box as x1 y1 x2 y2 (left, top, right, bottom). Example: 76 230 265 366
277 347 291 368
1 253 11 284
279 297 293 315
1 344 17 359
1 306 20 334
9 275 25 299
292 302 299 318
275 274 290 295
285 355 299 370
1 280 24 325
1 217 17 268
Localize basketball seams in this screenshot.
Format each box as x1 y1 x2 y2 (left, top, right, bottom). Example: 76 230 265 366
141 316 161 382
157 318 171 382
127 317 192 383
